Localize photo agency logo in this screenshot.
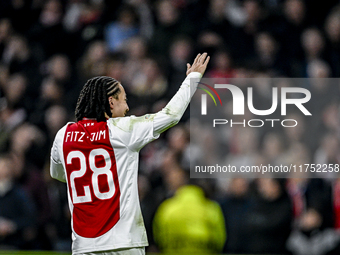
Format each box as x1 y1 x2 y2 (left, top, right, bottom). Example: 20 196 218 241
197 82 223 113
197 82 312 128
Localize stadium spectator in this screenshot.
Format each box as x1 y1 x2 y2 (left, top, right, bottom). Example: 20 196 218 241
166 36 194 100
121 36 149 110
2 34 40 94
138 173 162 252
261 132 286 165
43 54 72 88
206 49 236 79
0 154 36 249
198 0 234 48
126 0 154 40
287 208 340 255
63 0 104 34
46 176 71 251
281 0 308 63
325 8 340 76
0 73 29 152
245 178 293 254
159 149 188 199
219 178 252 253
253 31 290 75
28 0 70 59
153 184 226 254
78 40 108 81
43 104 69 150
104 5 139 53
300 27 329 77
224 127 260 171
9 123 51 231
42 54 79 111
105 55 125 83
0 19 13 60
150 0 193 55
129 57 168 109
314 133 340 179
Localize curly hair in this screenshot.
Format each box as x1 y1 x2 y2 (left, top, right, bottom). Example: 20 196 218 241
75 76 121 122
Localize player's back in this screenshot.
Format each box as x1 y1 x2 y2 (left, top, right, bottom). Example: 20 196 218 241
63 119 120 238
54 119 148 253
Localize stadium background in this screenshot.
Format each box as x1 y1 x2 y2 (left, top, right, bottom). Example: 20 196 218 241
0 0 340 254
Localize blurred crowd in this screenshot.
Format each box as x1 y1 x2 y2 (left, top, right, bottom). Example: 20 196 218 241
0 0 340 254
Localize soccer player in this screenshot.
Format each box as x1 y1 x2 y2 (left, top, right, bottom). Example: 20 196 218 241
50 53 210 255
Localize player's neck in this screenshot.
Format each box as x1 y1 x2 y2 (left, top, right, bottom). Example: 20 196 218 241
82 117 97 120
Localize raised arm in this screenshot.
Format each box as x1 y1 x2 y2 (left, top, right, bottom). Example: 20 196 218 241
153 53 210 135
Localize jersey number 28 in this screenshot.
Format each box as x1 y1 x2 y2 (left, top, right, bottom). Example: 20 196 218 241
67 148 115 204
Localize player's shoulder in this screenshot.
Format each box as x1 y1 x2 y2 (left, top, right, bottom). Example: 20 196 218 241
55 122 74 138
107 114 155 132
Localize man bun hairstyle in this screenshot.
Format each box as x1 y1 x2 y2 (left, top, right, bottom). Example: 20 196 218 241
75 76 121 122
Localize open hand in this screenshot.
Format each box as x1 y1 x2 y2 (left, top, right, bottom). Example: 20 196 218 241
186 53 210 76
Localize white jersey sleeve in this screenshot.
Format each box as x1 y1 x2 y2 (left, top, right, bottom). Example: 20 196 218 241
153 72 201 135
50 125 67 183
107 72 202 151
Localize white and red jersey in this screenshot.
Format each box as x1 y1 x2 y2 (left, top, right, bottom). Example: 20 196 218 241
50 72 201 254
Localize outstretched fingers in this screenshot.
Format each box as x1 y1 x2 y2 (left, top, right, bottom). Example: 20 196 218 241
198 53 208 64
203 55 210 66
186 52 210 76
193 53 201 65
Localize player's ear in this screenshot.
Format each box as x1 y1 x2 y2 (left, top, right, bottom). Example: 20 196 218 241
108 96 115 109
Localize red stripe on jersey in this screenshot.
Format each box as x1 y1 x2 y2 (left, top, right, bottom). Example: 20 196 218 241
63 120 120 238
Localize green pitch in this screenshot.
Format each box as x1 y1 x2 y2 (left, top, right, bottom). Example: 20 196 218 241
0 252 71 255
